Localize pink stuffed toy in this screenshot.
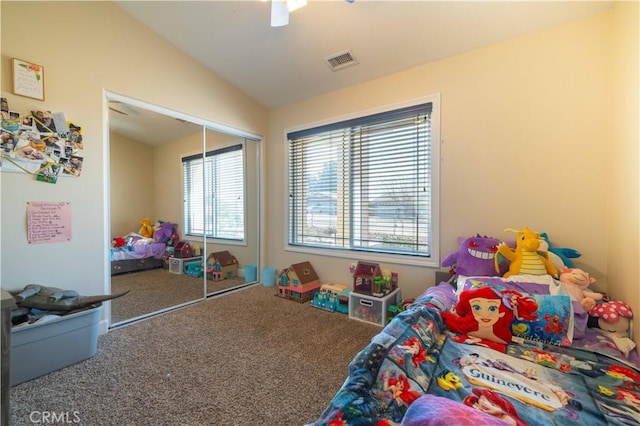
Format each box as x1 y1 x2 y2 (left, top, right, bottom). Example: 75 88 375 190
558 267 604 311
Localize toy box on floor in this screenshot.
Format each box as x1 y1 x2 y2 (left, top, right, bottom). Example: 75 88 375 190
169 256 202 275
349 288 401 326
11 306 102 385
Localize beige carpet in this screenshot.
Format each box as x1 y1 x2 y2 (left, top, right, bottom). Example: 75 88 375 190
9 284 380 425
111 269 249 324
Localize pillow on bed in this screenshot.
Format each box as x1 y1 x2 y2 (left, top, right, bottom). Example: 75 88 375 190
448 277 575 347
401 394 509 426
456 275 559 296
510 293 574 346
455 275 580 345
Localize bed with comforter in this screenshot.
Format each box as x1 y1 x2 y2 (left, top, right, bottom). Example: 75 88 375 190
310 278 640 426
110 222 177 276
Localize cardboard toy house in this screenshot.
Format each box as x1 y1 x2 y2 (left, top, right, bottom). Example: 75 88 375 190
173 241 193 259
286 261 320 288
206 251 238 281
276 261 321 303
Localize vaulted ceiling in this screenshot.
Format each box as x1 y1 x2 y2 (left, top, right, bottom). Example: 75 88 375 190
116 1 613 109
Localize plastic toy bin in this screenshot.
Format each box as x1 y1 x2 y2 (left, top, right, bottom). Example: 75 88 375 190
10 306 102 386
349 288 400 327
169 256 202 274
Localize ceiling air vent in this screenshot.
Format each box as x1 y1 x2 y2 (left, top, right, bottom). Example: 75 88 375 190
324 50 359 72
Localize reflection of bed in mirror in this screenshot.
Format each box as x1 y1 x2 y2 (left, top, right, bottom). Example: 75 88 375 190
110 226 175 275
111 257 164 276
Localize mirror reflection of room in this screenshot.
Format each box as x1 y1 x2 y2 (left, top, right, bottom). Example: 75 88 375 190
108 99 260 327
203 128 260 296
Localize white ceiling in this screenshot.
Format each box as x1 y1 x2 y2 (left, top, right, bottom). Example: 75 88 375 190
115 0 613 109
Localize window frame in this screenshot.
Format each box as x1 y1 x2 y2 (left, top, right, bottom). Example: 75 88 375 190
182 142 247 243
284 94 441 267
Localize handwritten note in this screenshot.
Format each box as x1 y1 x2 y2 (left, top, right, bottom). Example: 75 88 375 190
13 59 44 101
27 201 71 244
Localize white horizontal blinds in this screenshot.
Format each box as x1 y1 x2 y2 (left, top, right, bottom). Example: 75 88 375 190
288 103 432 256
183 156 205 236
183 144 244 240
207 145 244 240
350 112 431 255
289 130 349 247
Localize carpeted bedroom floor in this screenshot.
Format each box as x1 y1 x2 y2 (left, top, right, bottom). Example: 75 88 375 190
111 268 248 324
9 284 380 425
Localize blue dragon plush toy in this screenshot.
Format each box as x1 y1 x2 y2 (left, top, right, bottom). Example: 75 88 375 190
540 232 581 268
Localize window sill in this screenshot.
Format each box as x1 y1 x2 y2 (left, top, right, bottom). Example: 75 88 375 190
284 244 439 268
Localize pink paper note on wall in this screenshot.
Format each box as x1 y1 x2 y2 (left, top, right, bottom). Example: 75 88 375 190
27 201 71 244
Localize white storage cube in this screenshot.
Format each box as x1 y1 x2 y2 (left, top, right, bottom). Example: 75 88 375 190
169 256 202 274
349 288 400 327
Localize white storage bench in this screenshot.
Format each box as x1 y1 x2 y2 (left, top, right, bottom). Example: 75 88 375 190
10 306 102 386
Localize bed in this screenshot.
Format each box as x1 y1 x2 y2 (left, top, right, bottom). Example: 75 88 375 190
110 222 177 276
309 234 640 425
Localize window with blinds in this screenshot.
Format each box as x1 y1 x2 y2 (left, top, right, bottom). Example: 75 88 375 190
182 144 245 240
287 102 435 258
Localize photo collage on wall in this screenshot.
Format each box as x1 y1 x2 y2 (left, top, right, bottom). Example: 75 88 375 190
1 97 83 183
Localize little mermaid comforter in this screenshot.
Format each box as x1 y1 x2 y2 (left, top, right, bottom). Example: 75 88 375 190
309 291 640 426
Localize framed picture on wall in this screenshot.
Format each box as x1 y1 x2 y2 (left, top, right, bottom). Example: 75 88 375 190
12 58 45 101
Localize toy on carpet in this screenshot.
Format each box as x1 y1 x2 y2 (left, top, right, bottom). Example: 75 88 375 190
558 267 604 311
442 286 538 351
495 227 558 278
138 217 154 239
540 232 581 268
387 298 416 321
10 284 129 318
590 301 635 357
441 234 509 277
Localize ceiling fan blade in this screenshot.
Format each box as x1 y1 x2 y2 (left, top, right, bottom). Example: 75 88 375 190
271 0 289 27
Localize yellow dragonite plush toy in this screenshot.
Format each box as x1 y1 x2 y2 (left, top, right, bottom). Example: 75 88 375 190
139 217 154 239
495 227 558 278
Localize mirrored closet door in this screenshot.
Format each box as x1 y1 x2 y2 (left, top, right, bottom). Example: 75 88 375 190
203 129 260 296
106 93 261 327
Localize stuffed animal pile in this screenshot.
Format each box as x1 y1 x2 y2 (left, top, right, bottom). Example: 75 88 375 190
440 226 635 356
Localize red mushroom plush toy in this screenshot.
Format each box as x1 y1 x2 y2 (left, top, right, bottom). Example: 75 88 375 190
590 301 635 357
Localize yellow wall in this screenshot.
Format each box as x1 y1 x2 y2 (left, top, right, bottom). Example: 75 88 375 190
608 2 640 340
0 2 267 310
109 133 155 238
267 11 624 300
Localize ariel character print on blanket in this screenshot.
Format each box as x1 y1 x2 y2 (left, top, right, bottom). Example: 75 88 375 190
426 338 607 425
311 303 445 425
